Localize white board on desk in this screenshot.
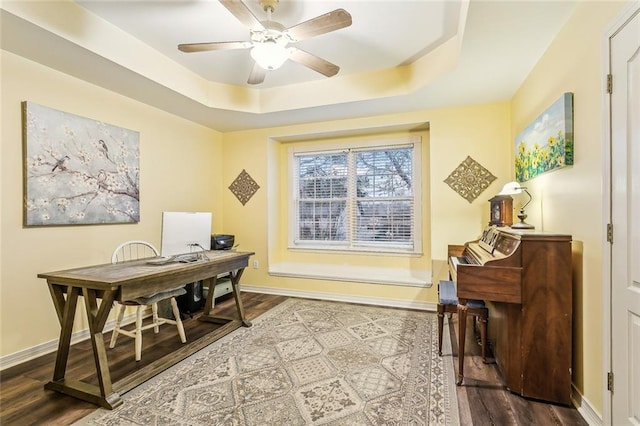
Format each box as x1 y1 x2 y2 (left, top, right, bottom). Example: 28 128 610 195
161 212 212 256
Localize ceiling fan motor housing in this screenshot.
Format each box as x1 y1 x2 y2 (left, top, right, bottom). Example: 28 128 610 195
250 21 288 43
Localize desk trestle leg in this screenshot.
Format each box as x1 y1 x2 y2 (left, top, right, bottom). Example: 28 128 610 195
45 284 123 409
200 268 252 328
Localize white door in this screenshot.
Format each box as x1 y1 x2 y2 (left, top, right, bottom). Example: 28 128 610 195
610 3 640 424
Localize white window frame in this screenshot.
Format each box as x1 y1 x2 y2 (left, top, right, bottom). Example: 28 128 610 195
288 136 422 254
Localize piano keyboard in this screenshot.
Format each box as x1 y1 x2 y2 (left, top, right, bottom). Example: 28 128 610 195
450 256 470 269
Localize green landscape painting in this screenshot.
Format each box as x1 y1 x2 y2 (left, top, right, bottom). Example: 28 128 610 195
515 93 573 182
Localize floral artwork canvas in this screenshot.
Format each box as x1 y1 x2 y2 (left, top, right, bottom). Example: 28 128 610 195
22 102 140 226
515 93 574 182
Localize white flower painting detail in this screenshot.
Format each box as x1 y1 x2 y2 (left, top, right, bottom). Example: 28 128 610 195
22 102 140 226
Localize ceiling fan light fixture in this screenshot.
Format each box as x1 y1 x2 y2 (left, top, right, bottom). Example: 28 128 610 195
250 40 290 70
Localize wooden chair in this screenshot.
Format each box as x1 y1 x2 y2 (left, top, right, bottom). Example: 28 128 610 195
437 279 488 364
109 240 187 361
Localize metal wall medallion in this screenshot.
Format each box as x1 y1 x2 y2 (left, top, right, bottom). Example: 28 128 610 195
229 169 260 205
444 156 497 203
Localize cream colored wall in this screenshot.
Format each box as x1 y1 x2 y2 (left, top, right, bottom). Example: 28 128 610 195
222 103 511 305
510 1 627 416
0 51 223 357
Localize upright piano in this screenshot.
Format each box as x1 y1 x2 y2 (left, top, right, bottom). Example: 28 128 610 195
448 226 573 405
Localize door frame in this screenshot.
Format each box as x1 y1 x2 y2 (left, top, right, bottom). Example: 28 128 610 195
602 2 640 424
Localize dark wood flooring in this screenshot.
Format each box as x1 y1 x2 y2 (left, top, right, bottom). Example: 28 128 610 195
0 292 587 425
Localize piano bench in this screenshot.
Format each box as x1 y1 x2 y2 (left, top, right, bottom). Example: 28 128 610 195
437 280 488 363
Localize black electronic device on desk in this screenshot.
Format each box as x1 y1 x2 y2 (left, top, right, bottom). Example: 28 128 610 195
212 234 235 250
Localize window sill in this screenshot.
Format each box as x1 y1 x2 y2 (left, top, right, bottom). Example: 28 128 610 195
268 262 432 287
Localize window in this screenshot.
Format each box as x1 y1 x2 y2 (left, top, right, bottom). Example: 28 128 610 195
290 137 421 253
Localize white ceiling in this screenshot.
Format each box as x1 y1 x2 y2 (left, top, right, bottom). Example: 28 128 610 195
1 0 578 132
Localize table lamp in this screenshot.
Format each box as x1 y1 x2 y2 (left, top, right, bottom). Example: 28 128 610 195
498 181 534 229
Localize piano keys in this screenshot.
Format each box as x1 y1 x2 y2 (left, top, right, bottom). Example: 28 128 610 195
448 226 573 405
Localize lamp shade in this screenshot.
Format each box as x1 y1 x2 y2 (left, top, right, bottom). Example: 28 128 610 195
250 40 290 70
498 181 523 196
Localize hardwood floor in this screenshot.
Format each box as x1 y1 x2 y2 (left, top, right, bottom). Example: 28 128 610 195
0 292 587 425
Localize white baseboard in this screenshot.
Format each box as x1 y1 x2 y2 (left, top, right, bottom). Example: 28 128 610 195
0 310 143 371
240 284 438 311
572 384 603 425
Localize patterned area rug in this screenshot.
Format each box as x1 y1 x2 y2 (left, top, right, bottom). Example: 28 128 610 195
77 298 459 425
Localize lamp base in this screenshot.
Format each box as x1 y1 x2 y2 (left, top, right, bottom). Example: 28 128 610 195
510 210 535 230
511 221 535 229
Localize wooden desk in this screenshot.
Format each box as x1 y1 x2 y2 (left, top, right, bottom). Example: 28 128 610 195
37 250 254 409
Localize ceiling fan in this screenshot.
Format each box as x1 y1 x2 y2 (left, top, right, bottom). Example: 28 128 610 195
178 0 352 85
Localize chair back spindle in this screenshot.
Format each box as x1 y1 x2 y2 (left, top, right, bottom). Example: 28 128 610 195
112 240 159 263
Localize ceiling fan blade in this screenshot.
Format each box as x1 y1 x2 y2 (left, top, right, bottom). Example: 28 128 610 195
247 62 267 85
289 47 339 77
219 0 264 32
285 9 352 42
178 41 250 53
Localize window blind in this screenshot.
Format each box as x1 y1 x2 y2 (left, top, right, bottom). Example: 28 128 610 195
293 140 416 252
350 146 414 248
